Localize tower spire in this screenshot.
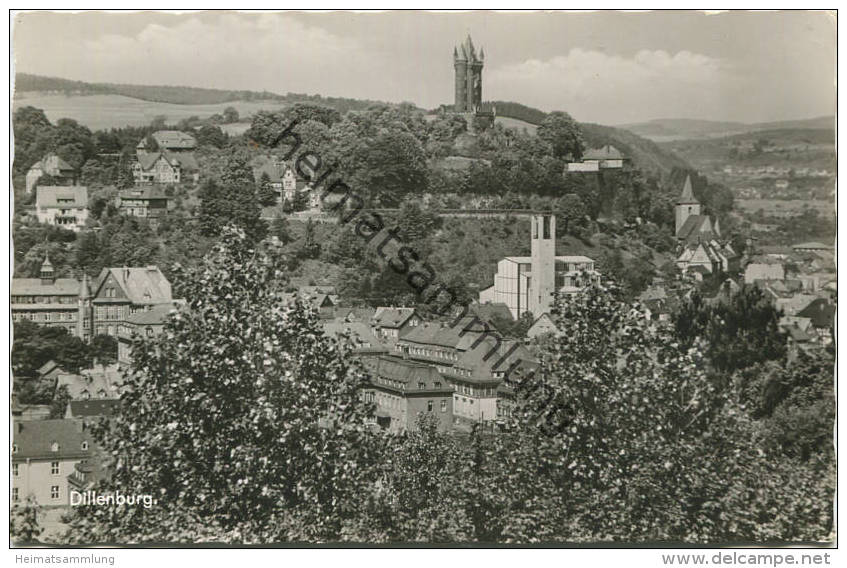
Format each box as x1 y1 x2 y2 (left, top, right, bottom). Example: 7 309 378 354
677 174 699 205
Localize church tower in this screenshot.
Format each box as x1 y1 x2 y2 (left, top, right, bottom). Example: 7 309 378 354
454 34 484 113
675 174 701 236
529 214 556 316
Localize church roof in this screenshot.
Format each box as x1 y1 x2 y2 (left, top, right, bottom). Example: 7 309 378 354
676 175 699 205
676 214 714 242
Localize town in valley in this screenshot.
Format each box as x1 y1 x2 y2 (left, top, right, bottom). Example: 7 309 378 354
9 11 836 546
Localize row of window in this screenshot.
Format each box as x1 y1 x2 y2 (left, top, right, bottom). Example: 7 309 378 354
11 441 88 454
455 384 497 397
12 311 76 322
10 485 59 502
426 400 448 413
95 306 125 320
398 343 460 362
11 295 77 305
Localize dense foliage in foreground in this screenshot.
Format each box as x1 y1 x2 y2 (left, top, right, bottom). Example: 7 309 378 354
59 229 833 545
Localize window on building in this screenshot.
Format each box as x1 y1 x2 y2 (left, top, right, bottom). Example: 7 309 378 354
51 461 60 475
418 382 426 390
51 486 60 500
12 444 17 454
434 382 441 389
51 442 59 452
441 400 447 413
427 401 433 412
12 488 18 502
13 463 18 476
81 441 89 451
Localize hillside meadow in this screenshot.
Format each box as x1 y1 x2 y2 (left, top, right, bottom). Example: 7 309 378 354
12 93 288 131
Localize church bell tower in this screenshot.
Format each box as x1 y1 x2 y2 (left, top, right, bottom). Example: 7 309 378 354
529 214 556 316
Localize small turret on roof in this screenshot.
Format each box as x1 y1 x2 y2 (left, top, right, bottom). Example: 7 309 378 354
677 175 699 205
79 273 91 299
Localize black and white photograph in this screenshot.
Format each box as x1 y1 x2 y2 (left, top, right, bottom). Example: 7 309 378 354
7 7 838 558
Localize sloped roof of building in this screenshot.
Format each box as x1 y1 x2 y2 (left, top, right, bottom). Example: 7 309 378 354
364 355 444 386
586 145 624 161
37 360 61 377
796 299 836 329
95 266 173 305
451 335 534 380
12 419 94 460
676 214 714 241
118 187 169 201
774 295 817 316
401 321 468 349
163 150 199 172
373 307 418 329
470 302 514 322
147 130 197 150
676 175 699 205
67 399 121 418
36 185 88 208
58 363 122 400
784 324 814 343
135 151 162 171
583 145 624 161
32 153 74 173
118 185 170 200
333 307 377 323
11 276 81 296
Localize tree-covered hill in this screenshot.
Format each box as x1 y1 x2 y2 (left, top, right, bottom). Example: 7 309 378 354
488 100 692 176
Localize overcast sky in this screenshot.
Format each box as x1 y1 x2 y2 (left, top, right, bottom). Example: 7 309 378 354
12 10 836 125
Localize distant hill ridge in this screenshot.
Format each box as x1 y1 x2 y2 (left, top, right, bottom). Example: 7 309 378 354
620 116 834 141
14 73 389 112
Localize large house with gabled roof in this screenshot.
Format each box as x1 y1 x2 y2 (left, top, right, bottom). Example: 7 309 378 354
35 185 89 231
134 130 200 184
91 266 174 338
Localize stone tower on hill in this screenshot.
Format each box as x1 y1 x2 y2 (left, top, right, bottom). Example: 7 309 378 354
454 34 484 113
453 35 495 130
